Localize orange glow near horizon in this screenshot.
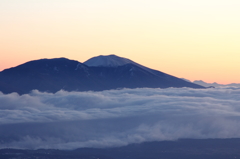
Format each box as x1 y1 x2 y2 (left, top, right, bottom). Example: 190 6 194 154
1 0 240 84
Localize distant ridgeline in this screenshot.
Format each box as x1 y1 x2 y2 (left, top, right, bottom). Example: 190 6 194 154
0 55 204 94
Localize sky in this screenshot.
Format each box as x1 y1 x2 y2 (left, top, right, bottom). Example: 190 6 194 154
1 0 240 84
1 87 240 149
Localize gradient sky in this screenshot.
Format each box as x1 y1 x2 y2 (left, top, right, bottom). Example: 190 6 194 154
1 0 240 84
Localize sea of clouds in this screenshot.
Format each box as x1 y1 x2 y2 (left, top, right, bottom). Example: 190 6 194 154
1 87 240 149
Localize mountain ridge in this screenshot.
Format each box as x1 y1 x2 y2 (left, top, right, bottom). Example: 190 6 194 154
193 80 240 87
0 55 204 94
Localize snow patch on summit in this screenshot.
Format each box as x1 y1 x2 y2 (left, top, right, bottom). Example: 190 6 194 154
83 54 165 76
84 55 134 67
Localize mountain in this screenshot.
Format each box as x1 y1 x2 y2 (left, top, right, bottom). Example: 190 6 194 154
193 80 240 87
0 55 204 94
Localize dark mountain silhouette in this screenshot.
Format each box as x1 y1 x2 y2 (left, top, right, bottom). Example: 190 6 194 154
1 139 240 159
193 80 240 87
0 55 204 94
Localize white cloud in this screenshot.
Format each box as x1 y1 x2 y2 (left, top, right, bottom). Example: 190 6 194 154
1 87 240 149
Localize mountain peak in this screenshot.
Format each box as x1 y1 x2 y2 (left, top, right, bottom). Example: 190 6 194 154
84 54 134 67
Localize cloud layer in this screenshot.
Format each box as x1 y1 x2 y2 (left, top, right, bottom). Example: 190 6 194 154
1 87 240 149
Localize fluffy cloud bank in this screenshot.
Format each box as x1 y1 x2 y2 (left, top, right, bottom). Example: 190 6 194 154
0 87 240 149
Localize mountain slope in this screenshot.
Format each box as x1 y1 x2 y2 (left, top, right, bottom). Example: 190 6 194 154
0 56 204 94
0 58 99 94
84 55 184 80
